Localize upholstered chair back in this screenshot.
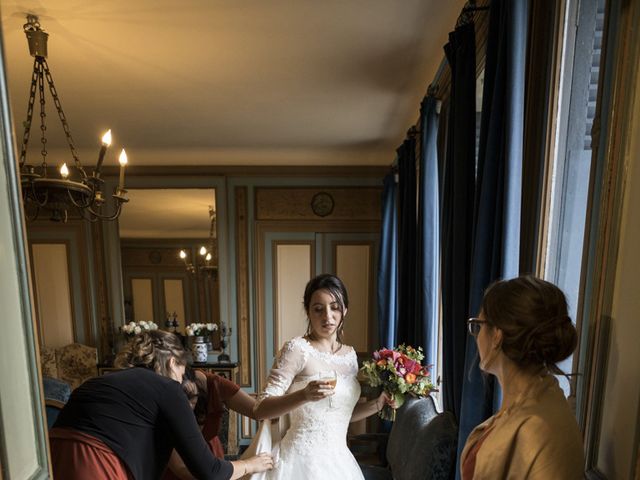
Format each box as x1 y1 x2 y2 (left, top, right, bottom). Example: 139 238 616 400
56 343 98 389
387 396 458 480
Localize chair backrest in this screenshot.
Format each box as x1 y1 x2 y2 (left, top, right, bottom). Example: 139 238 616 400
387 396 458 480
55 343 98 390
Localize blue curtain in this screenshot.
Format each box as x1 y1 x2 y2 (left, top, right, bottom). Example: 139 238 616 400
417 96 441 374
396 138 418 345
455 0 529 473
441 21 477 422
377 173 398 349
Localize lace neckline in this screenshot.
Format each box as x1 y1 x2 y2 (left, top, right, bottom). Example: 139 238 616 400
295 336 355 364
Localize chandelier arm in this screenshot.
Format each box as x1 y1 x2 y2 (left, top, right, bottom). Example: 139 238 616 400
65 188 95 209
77 206 101 223
42 59 85 174
30 181 50 207
19 58 41 168
24 205 40 222
84 202 124 222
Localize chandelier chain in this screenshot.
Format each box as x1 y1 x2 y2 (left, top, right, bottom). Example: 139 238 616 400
38 63 48 169
42 60 83 170
19 59 40 168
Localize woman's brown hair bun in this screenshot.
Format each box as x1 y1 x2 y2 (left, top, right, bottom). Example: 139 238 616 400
481 275 578 374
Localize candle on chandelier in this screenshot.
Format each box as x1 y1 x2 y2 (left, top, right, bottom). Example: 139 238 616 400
95 129 112 176
118 149 128 190
60 163 69 179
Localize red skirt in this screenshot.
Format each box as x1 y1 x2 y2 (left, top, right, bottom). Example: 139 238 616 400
50 427 132 480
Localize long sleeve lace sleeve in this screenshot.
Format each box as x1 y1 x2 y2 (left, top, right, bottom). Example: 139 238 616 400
261 338 308 398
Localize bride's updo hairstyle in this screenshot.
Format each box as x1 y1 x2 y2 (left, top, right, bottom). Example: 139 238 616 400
114 329 188 378
481 275 577 375
303 274 349 345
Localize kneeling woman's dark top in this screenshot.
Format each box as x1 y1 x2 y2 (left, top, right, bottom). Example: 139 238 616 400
52 367 233 480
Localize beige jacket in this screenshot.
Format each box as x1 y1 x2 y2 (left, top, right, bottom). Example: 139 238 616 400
461 375 584 479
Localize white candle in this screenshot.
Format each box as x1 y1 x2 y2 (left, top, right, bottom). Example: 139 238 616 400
60 163 69 179
95 129 111 175
118 149 128 190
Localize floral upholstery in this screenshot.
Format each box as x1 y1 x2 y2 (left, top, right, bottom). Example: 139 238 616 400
56 343 98 390
40 343 98 390
40 346 58 379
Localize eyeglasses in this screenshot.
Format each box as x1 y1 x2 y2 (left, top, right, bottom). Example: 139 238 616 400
467 317 489 336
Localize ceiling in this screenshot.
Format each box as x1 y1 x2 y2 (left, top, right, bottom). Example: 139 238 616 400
0 0 465 168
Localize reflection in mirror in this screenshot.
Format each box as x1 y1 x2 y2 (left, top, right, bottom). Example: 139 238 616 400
117 188 220 350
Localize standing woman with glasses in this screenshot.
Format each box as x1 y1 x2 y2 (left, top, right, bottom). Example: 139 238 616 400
461 275 584 479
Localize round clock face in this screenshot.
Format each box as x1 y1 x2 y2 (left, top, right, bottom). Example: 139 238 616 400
148 250 162 264
311 192 335 217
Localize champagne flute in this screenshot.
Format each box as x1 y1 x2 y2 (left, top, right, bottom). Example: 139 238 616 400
319 370 337 408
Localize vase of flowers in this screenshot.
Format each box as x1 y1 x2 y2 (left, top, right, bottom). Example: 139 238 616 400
186 323 218 363
120 320 158 338
360 344 435 421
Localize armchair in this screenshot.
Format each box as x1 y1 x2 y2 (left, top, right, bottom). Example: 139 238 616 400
350 396 458 480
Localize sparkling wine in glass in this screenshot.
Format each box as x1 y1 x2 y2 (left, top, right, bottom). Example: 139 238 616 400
319 370 337 408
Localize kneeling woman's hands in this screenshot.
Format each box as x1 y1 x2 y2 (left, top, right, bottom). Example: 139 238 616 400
303 380 335 402
233 453 274 479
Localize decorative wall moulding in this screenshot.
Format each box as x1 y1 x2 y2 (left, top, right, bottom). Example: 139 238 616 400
255 187 382 221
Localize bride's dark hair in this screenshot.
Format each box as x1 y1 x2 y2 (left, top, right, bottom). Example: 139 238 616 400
303 274 349 345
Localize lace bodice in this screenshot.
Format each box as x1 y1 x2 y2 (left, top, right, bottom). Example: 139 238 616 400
261 337 364 480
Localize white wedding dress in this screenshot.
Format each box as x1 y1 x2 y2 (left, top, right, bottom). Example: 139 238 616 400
259 336 364 480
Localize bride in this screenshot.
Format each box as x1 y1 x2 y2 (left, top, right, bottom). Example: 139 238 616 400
252 274 395 479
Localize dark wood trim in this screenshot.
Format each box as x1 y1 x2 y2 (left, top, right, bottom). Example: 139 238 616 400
91 221 113 361
234 187 251 386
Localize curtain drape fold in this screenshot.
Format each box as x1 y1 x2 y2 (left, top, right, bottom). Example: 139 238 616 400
440 21 477 423
417 97 441 374
377 173 399 349
396 138 418 345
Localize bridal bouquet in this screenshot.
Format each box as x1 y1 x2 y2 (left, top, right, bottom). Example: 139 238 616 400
360 344 435 421
120 320 158 337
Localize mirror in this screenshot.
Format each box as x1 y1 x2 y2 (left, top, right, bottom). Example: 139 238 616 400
117 188 219 346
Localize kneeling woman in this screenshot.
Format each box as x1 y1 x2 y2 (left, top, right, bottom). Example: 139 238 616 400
50 330 272 480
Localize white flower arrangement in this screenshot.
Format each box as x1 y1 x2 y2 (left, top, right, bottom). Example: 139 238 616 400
185 322 218 337
121 320 158 337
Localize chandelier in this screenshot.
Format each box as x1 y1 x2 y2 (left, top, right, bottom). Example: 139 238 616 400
18 15 129 222
179 206 218 278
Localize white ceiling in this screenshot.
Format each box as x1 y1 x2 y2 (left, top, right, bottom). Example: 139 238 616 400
0 0 465 168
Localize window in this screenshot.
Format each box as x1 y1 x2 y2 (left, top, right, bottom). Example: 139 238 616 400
543 0 606 395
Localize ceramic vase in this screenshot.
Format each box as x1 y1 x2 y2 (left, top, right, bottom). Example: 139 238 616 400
191 336 208 363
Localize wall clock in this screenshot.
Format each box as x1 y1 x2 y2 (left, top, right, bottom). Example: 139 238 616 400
311 192 335 217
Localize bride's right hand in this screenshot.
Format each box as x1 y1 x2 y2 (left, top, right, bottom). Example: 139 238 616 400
303 380 334 401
